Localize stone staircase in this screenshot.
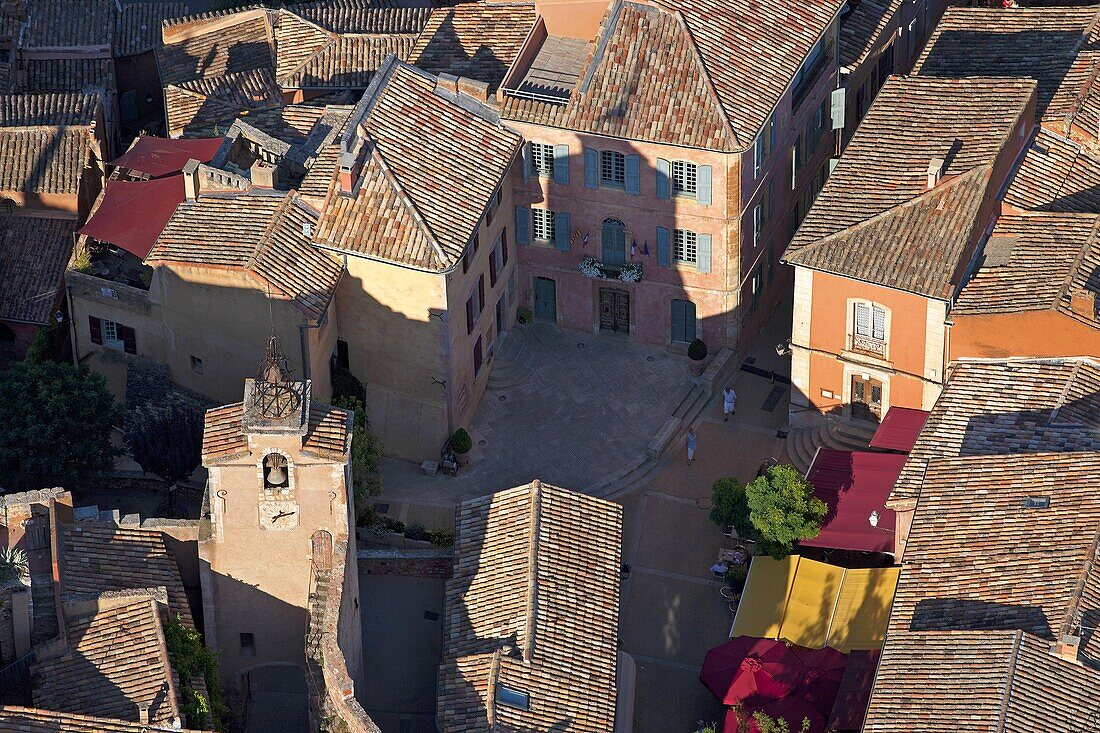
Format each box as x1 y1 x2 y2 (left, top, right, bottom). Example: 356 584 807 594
29 575 57 645
786 419 878 476
486 325 537 391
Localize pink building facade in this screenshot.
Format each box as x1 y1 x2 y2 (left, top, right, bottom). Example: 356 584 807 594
500 0 845 352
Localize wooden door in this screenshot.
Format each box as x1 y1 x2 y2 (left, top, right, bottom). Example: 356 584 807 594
599 288 630 332
851 375 883 420
534 277 556 320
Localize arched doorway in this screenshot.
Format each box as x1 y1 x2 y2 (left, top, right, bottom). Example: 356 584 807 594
601 218 626 266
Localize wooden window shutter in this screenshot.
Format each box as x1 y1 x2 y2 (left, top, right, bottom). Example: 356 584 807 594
656 227 671 267
501 230 509 266
872 306 886 340
855 303 870 336
478 276 485 313
656 159 671 199
696 234 712 274
553 144 569 185
584 148 598 189
554 212 571 252
515 206 529 245
625 154 641 195
119 325 137 355
522 143 531 182
697 165 712 205
466 296 475 335
489 248 498 287
89 316 102 345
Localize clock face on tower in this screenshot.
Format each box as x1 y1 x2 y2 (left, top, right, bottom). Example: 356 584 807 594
258 500 299 530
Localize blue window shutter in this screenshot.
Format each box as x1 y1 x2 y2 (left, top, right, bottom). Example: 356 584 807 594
656 226 670 267
696 233 712 274
584 148 598 189
554 212 571 251
671 300 686 342
553 144 569 185
522 143 531 182
697 165 712 205
625 154 641 195
515 206 529 245
656 158 671 199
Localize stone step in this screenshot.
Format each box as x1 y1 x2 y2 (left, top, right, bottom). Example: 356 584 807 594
487 327 536 390
835 418 878 443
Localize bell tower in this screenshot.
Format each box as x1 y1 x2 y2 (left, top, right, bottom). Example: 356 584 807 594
198 336 361 716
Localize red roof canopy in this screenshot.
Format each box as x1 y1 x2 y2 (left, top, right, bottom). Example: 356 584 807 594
78 176 185 259
800 449 907 554
111 137 223 178
827 649 880 732
868 406 930 452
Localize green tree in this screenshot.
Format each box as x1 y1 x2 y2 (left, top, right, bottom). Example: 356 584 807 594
710 476 751 537
0 361 118 492
745 464 827 558
333 396 384 523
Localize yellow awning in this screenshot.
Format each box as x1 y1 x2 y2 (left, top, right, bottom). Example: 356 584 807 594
730 555 899 652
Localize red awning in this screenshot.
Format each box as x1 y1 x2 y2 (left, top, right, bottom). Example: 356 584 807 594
868 406 930 453
827 649 881 732
78 176 185 259
800 449 907 554
111 137 223 178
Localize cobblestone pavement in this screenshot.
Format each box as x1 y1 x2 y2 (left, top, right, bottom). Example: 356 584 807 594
379 322 696 504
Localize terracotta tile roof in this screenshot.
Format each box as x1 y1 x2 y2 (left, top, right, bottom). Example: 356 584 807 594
0 706 213 733
315 58 521 271
31 598 179 724
201 400 351 463
839 0 900 69
912 6 1100 120
438 481 622 733
293 1 429 34
58 523 194 627
784 75 1034 297
866 630 1100 732
0 214 75 324
22 0 114 49
408 1 535 91
115 1 188 57
0 91 100 126
1004 128 1100 212
299 142 340 202
891 358 1100 507
17 58 115 93
954 212 1100 325
146 191 343 320
0 127 92 196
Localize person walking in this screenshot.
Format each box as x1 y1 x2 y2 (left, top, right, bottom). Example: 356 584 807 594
687 427 697 465
723 386 737 421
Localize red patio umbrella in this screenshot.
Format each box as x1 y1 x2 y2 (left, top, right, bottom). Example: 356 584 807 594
701 637 802 704
790 646 848 718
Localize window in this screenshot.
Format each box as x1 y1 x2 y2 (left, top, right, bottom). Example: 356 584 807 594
496 686 530 711
489 234 505 287
602 218 627 266
239 633 255 657
751 267 763 312
854 303 886 340
600 150 625 187
532 208 555 242
102 319 120 347
674 229 697 264
466 279 483 335
89 316 136 355
473 335 483 377
671 161 697 196
335 339 350 370
753 204 763 246
190 355 203 374
671 299 696 343
1024 496 1051 509
754 114 776 177
529 142 554 177
462 232 480 274
486 188 501 225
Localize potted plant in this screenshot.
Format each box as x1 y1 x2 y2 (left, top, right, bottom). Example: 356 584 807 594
450 428 473 466
688 338 708 375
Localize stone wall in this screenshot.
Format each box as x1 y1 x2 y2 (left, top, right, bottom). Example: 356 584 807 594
357 549 453 579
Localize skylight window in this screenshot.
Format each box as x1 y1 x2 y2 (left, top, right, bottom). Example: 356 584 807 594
1023 496 1050 509
496 686 530 710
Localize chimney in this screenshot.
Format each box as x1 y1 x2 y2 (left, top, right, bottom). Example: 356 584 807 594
1053 633 1081 662
250 159 278 190
338 138 358 194
137 703 150 724
456 76 491 103
1068 288 1098 320
435 73 460 97
926 157 946 189
182 159 200 200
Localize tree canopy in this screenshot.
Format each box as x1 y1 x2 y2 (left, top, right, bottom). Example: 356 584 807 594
0 360 118 492
745 464 827 558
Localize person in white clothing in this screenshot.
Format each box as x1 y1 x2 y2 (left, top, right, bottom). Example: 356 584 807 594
723 386 737 421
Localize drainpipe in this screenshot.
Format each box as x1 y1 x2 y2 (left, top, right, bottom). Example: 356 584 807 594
65 285 79 367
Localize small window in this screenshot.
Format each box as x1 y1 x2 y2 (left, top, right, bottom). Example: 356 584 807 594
473 335 483 377
673 229 697 264
671 161 697 196
854 303 886 341
102 319 121 348
335 339 349 370
529 142 554 177
1024 496 1050 509
531 208 555 242
496 685 530 710
190 356 203 374
600 150 626 187
240 633 255 657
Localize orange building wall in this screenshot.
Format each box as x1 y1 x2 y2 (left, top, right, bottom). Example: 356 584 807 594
951 311 1100 361
804 272 936 414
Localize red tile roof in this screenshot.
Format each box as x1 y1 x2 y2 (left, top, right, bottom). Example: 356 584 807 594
0 706 213 733
202 400 351 464
0 214 75 324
